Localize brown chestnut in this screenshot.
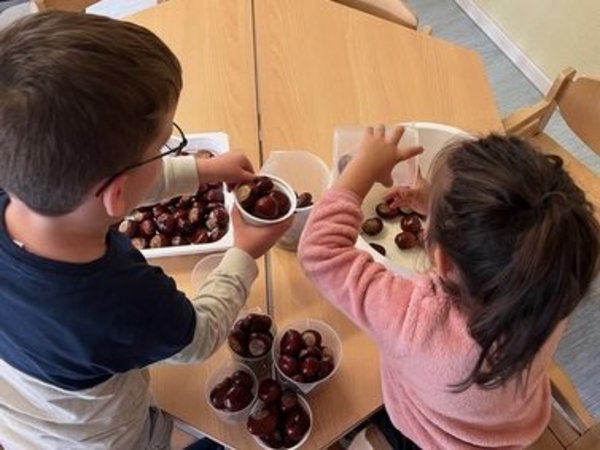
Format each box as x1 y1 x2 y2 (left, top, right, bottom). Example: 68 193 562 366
208 227 226 242
231 370 254 391
248 332 273 357
149 233 169 248
269 190 291 215
280 330 304 357
395 231 418 250
209 378 232 410
175 217 193 235
247 408 278 436
132 210 152 223
376 202 400 219
279 389 299 414
248 314 272 333
205 187 224 204
296 192 313 208
361 217 383 236
235 183 255 209
284 408 310 443
254 176 274 194
152 205 168 217
155 213 176 235
171 235 189 246
300 356 320 380
191 229 209 244
130 237 147 250
223 385 253 412
278 355 300 378
138 219 156 238
369 243 386 256
400 214 422 234
301 330 322 348
258 378 282 404
118 220 138 238
188 206 202 225
318 360 335 379
253 196 279 220
228 329 248 356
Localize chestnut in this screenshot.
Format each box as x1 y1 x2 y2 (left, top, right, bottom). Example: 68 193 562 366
318 359 335 379
118 219 138 238
152 205 168 218
231 370 254 391
376 202 400 219
280 330 304 357
400 214 422 234
248 332 273 357
254 176 274 194
188 206 203 225
269 190 291 215
228 329 248 356
278 355 300 378
149 233 169 248
300 356 320 380
296 192 313 208
223 385 253 412
171 235 189 246
132 210 152 223
253 196 279 220
191 229 209 244
138 219 156 239
361 217 383 236
369 243 386 256
284 409 310 443
279 390 299 414
299 345 322 360
208 227 226 242
209 379 232 410
301 330 322 348
177 196 194 209
130 237 147 250
196 149 214 159
205 188 224 203
247 408 278 436
235 183 255 209
248 314 272 334
155 213 176 235
260 431 284 449
258 378 282 404
395 231 418 250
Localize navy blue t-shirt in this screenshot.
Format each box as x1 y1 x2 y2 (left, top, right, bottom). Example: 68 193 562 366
0 192 196 390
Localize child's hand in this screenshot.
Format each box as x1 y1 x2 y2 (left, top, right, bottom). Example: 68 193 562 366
231 207 293 259
383 168 430 215
335 125 423 199
196 152 255 187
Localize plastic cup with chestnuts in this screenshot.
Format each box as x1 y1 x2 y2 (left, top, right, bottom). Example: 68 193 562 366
272 319 342 395
205 361 258 423
228 309 277 379
234 175 297 227
247 378 313 450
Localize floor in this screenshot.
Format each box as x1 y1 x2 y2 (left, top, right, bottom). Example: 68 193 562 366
406 0 600 419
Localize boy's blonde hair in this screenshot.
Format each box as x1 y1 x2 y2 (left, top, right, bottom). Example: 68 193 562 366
0 11 182 215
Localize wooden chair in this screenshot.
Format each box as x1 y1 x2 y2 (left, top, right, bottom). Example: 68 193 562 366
529 360 598 449
32 0 100 12
502 67 600 218
331 0 420 31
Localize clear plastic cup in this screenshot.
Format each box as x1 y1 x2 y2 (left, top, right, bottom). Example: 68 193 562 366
249 394 313 450
272 319 342 395
190 252 226 293
205 361 258 423
234 175 297 227
260 151 331 251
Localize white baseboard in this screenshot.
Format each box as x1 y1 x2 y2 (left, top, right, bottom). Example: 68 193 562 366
454 0 551 93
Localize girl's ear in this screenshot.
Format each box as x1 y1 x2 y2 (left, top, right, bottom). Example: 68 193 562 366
432 245 454 279
100 174 129 218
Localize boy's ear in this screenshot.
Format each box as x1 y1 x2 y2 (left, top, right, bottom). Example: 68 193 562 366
100 175 129 218
432 245 454 278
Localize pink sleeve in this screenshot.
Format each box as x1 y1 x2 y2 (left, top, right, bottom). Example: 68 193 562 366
297 188 416 355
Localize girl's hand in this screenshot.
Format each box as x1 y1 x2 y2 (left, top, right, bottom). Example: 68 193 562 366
196 152 255 187
335 125 423 199
383 168 430 215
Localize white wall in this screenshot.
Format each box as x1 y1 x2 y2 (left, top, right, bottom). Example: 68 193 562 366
473 0 600 81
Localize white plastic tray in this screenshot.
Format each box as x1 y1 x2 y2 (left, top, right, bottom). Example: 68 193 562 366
140 131 235 259
332 122 472 275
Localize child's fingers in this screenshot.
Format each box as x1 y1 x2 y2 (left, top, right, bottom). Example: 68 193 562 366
397 145 423 161
388 126 405 146
374 124 385 137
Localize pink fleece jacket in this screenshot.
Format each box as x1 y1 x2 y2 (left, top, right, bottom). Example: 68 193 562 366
298 188 563 450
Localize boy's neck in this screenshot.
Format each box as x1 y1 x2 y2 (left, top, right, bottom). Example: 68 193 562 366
4 197 110 264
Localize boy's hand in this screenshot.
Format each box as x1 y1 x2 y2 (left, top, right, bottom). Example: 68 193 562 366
383 168 430 215
231 207 293 259
196 152 255 187
335 125 423 199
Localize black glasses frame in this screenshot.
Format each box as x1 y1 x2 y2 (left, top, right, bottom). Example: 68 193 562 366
95 122 188 197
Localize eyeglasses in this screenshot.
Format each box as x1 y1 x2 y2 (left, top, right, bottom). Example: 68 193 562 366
95 122 188 196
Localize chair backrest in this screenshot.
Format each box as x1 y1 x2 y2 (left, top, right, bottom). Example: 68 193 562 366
331 0 418 30
503 67 600 156
33 0 99 12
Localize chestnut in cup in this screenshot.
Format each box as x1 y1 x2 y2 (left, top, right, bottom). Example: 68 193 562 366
209 369 255 412
276 328 335 383
228 313 274 358
235 176 292 221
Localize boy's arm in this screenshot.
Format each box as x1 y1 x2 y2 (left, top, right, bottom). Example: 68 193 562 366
142 156 199 206
161 247 258 364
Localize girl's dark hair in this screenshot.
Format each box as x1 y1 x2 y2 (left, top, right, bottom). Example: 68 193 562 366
0 11 182 215
427 134 600 391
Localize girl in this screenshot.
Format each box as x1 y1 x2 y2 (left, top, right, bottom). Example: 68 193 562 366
298 126 599 449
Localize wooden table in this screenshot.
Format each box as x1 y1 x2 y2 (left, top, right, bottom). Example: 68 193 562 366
128 0 503 448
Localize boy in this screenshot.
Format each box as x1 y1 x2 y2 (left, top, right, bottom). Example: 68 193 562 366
0 11 290 449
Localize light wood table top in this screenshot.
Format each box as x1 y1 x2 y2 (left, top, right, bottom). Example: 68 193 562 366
128 0 504 448
254 0 503 447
